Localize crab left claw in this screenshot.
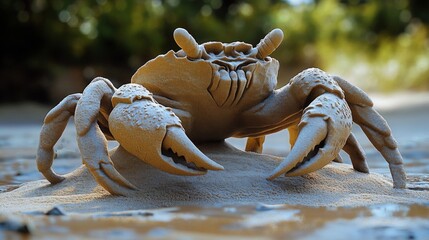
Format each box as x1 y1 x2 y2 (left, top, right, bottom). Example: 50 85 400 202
109 84 224 176
268 93 352 179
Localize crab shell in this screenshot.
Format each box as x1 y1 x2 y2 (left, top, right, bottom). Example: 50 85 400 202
131 50 280 141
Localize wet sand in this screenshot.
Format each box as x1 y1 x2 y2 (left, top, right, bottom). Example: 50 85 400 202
1 203 428 239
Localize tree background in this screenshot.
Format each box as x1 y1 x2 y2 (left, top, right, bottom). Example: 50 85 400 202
1 0 428 103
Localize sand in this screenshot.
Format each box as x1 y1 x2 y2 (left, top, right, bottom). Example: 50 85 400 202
1 142 428 214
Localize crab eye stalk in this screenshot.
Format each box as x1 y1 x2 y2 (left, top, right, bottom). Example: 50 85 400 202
174 28 202 59
255 28 284 59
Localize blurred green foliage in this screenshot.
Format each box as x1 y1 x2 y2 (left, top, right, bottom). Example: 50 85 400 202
1 0 428 103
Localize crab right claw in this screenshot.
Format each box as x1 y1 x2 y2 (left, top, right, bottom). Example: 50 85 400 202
268 93 352 180
109 84 224 177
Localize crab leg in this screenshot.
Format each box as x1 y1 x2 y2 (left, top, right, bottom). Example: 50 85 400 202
77 121 137 195
36 93 81 184
342 133 369 173
333 76 406 188
75 78 137 195
245 136 266 153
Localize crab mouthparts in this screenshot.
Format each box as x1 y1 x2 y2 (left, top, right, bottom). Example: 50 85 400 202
208 60 256 107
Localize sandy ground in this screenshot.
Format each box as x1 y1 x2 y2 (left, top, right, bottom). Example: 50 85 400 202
0 92 428 213
1 142 428 214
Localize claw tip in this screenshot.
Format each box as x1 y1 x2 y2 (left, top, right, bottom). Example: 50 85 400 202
267 172 281 181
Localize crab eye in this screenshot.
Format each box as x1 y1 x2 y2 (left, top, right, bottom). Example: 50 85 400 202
256 28 284 59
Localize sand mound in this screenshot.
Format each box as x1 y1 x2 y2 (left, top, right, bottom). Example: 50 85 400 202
1 143 427 214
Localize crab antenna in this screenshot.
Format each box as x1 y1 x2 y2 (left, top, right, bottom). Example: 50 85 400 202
256 28 284 59
173 28 201 59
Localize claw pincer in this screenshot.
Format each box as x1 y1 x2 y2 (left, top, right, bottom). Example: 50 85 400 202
109 84 223 176
269 93 353 179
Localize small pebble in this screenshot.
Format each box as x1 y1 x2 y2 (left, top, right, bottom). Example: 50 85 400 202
0 220 30 234
45 206 65 216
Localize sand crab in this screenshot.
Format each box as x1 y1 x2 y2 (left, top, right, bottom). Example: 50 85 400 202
36 28 406 195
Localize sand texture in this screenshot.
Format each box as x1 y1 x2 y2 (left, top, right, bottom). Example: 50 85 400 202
1 142 428 214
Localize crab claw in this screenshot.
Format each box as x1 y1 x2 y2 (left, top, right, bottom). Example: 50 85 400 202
109 84 223 176
162 126 224 173
268 93 352 180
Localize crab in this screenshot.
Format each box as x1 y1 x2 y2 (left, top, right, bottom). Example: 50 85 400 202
36 28 406 195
